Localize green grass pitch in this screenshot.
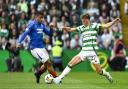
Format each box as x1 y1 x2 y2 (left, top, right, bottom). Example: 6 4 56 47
0 72 127 89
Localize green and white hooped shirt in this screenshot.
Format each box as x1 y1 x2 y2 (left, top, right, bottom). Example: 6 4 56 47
76 23 101 51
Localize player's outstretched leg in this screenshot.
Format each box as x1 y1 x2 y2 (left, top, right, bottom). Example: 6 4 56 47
34 64 47 83
45 60 57 78
53 65 72 84
93 63 113 83
53 56 82 84
102 69 113 83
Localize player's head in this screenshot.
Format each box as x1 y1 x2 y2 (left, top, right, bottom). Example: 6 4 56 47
36 11 44 23
80 13 90 26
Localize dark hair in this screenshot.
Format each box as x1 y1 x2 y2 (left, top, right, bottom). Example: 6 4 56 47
80 13 90 19
36 11 44 16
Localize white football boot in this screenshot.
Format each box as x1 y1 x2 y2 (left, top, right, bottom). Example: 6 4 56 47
53 77 62 84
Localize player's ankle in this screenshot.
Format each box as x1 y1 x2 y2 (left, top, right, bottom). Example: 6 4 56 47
50 71 57 78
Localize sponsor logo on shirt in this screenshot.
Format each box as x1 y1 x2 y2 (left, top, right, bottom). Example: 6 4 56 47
37 29 43 34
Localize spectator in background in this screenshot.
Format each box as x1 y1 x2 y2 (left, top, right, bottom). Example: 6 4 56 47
61 3 71 22
92 13 100 23
108 0 120 11
42 10 51 23
0 11 10 26
52 30 62 46
50 16 62 46
61 30 70 49
51 40 63 72
17 0 28 13
37 0 46 12
28 4 36 16
28 0 37 6
8 0 17 15
57 15 70 29
5 42 23 72
0 23 9 49
9 13 18 27
110 5 120 21
70 33 81 50
51 16 58 29
70 14 80 27
124 0 128 15
111 23 122 39
99 12 109 24
15 4 22 15
86 0 99 16
108 36 127 71
8 23 18 48
101 29 113 50
0 0 8 12
99 3 109 16
49 4 59 17
18 12 27 30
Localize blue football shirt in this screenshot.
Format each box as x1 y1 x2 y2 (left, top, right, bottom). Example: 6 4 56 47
18 20 53 49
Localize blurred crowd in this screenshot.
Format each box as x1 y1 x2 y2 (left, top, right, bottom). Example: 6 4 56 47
124 0 128 15
0 0 123 51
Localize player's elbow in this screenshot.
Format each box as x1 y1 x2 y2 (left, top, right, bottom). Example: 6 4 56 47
68 30 73 32
102 25 109 29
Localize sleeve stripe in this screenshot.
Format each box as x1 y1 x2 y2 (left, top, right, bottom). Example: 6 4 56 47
79 27 81 32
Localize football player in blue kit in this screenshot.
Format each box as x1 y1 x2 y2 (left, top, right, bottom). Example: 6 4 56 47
18 12 57 83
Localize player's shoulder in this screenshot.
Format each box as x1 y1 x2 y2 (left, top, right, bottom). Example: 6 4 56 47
76 25 85 32
41 22 45 25
27 20 36 27
77 25 84 29
41 22 46 27
91 22 101 28
92 22 100 25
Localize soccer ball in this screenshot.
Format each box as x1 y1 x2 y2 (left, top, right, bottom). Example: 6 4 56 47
44 74 53 84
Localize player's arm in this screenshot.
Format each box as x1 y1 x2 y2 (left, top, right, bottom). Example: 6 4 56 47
43 23 54 36
18 24 32 47
101 18 121 29
62 27 77 32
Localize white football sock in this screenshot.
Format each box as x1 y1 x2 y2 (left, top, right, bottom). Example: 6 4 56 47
102 69 108 76
101 69 113 83
101 69 112 78
58 66 71 79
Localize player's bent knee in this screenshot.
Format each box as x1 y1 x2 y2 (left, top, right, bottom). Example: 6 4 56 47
96 69 101 74
68 56 81 67
93 63 102 74
45 60 52 67
95 67 102 74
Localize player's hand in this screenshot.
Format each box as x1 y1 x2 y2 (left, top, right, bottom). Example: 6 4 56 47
116 18 121 22
49 22 55 29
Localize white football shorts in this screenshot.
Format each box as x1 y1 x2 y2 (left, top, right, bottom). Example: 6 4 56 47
77 50 100 64
31 48 49 63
